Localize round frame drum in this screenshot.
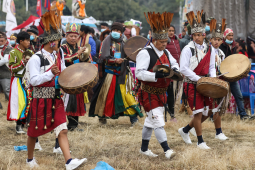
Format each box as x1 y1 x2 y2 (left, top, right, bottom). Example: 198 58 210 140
220 54 251 82
58 63 99 94
197 77 229 98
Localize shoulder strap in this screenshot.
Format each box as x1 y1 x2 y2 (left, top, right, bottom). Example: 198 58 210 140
190 47 195 56
163 49 171 67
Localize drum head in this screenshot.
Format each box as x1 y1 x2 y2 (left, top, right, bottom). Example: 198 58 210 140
58 63 98 94
124 36 148 62
197 83 228 98
220 54 251 81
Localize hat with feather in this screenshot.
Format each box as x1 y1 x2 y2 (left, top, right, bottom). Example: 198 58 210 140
186 10 206 34
40 9 62 45
144 12 174 40
210 18 226 39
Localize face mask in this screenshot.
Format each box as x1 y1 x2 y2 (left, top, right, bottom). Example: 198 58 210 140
111 31 121 39
30 35 35 41
101 29 106 32
225 39 233 44
147 34 150 40
10 40 16 45
205 25 210 32
0 45 4 48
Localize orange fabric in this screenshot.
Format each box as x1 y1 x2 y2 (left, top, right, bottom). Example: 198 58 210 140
78 1 85 17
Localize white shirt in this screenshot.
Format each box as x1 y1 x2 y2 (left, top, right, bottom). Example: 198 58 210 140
28 48 66 87
180 42 216 82
136 43 179 82
0 54 9 67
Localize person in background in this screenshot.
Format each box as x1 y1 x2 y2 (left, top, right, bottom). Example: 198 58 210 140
124 28 131 39
165 25 181 122
10 33 18 48
100 29 111 42
88 27 101 59
100 23 109 32
250 41 255 53
62 0 72 16
220 28 252 120
20 28 26 32
181 29 186 38
236 38 248 57
147 29 152 40
78 25 96 59
179 21 191 50
27 25 41 53
0 32 12 108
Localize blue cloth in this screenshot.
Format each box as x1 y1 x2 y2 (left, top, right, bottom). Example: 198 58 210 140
89 36 96 57
230 81 247 117
92 161 115 170
14 145 27 151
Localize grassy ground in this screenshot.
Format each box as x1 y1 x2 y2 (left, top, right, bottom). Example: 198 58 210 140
1 93 255 170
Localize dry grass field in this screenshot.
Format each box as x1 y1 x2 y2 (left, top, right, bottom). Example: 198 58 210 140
1 93 255 170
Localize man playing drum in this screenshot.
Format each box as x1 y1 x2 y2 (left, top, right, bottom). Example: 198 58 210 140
61 23 87 131
178 11 216 149
136 12 179 159
189 18 228 141
25 9 86 169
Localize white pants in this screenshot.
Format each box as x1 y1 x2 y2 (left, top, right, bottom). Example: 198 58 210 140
144 107 165 129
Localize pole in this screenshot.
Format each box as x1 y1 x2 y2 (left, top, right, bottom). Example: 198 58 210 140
26 0 28 11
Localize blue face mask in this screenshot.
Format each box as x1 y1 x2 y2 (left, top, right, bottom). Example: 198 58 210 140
30 35 35 41
111 31 121 39
10 40 16 45
147 34 150 40
101 29 106 32
0 45 3 48
205 25 210 32
225 39 233 44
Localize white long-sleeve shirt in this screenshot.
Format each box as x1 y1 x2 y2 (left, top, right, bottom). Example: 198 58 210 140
180 42 216 82
29 48 66 87
136 43 179 82
0 54 9 67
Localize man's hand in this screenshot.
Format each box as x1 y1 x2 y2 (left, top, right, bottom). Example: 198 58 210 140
51 64 60 76
78 47 86 56
251 42 255 53
155 70 170 78
116 58 124 64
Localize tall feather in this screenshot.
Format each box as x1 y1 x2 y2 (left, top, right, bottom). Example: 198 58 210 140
221 18 226 32
210 19 216 33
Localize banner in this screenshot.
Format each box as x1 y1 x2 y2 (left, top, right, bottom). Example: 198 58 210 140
36 0 42 17
2 0 10 13
44 0 51 10
5 0 17 31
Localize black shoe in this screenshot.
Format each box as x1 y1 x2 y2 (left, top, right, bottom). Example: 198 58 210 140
241 115 251 120
99 118 107 124
0 102 2 109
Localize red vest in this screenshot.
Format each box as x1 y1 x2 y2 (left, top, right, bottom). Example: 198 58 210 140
166 36 181 64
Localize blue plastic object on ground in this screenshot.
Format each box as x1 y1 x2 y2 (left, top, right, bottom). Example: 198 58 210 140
91 161 115 170
14 145 27 151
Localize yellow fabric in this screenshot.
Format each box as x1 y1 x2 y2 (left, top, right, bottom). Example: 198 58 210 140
17 78 26 119
119 75 138 116
84 91 89 103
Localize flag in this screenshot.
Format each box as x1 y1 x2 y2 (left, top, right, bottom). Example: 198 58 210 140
2 0 10 13
44 0 51 11
36 0 42 17
5 0 17 31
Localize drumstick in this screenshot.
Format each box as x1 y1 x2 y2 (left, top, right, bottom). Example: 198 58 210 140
217 72 229 77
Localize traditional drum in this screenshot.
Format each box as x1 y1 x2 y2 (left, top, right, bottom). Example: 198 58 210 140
220 54 251 82
124 36 148 62
197 77 229 99
58 63 99 94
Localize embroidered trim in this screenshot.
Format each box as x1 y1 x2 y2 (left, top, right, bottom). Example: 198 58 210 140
141 83 168 95
33 87 55 99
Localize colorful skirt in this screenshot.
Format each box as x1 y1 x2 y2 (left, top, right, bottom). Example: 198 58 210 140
64 93 86 116
89 73 143 119
7 77 27 121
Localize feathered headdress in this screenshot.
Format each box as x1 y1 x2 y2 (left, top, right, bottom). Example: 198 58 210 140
40 9 62 45
144 12 174 40
210 18 226 39
186 10 206 34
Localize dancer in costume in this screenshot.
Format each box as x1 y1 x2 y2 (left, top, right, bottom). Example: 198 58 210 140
7 31 32 134
78 25 96 58
178 11 217 149
61 23 87 131
136 12 178 159
189 18 228 141
89 22 143 124
26 9 87 169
